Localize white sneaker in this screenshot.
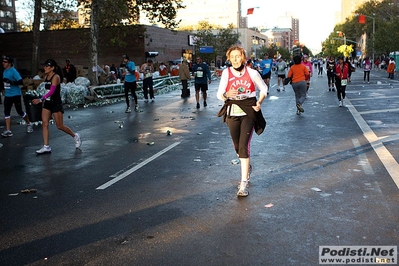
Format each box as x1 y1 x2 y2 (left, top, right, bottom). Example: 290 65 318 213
1 130 13 137
27 123 33 133
36 145 51 154
74 133 82 148
134 104 139 111
339 100 343 107
341 99 345 107
237 182 249 197
125 107 131 113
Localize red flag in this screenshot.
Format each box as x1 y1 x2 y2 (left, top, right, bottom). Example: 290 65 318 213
247 8 254 15
359 14 366 24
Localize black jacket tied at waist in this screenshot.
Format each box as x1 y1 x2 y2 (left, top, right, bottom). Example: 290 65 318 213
217 97 266 135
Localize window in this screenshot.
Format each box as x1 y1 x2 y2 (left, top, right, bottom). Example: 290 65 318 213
1 22 14 30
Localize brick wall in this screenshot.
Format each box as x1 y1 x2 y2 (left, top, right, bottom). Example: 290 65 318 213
0 25 193 77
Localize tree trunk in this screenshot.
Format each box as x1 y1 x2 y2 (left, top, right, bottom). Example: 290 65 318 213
88 0 99 86
31 0 42 76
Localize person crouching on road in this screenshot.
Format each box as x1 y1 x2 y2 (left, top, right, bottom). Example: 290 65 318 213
216 45 268 197
287 55 310 115
32 59 81 154
1 55 33 137
335 56 349 107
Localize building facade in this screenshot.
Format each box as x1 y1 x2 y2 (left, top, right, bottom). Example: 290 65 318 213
0 0 17 33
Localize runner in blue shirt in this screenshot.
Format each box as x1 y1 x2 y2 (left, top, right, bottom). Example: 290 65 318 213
260 53 272 93
1 55 33 137
122 55 138 112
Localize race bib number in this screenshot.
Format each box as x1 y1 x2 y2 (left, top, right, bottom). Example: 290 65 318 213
341 79 348 86
196 71 203 78
4 82 10 89
264 63 271 69
145 73 152 78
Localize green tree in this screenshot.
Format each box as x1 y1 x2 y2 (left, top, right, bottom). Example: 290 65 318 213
77 0 185 84
193 21 217 63
214 24 239 63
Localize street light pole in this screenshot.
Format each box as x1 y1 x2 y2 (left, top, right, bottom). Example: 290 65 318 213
359 14 375 63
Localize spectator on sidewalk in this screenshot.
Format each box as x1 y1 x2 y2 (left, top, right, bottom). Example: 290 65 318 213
387 57 396 79
178 59 191 98
159 62 168 76
62 59 77 83
363 57 371 83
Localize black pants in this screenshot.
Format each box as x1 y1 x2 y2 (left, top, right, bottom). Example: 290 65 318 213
4 95 25 117
124 81 137 106
364 71 370 82
181 80 190 97
327 72 335 87
335 78 346 101
143 78 154 99
226 115 254 158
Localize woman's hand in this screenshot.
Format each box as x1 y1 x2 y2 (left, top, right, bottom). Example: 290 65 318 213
252 101 262 112
32 99 42 105
226 90 238 98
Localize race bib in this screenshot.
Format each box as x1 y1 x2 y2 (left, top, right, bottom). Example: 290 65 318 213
341 79 348 86
265 63 271 69
196 71 203 78
3 82 10 89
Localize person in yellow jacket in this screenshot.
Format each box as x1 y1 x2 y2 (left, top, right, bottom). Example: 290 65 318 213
178 59 191 98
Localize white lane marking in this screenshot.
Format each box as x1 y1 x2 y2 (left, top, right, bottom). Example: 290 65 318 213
351 138 375 175
346 99 399 189
96 142 181 190
359 108 399 115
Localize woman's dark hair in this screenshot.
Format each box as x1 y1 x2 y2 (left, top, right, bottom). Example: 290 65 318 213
55 65 64 80
293 55 301 64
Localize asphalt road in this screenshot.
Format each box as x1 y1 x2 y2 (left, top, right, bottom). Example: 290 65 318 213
0 66 398 265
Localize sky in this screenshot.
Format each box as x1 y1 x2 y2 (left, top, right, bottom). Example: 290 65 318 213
15 0 341 53
242 0 342 53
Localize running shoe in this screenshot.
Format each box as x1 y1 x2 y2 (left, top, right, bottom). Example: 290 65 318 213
296 103 304 113
27 123 33 133
196 102 200 109
36 145 51 154
134 104 139 111
203 101 207 107
74 133 82 148
237 182 249 197
125 107 131 113
1 130 13 137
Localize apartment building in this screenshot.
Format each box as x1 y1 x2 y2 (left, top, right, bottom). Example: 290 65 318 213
0 0 17 33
